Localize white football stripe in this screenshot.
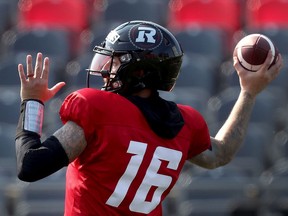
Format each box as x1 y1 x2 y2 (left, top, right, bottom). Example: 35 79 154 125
260 34 276 65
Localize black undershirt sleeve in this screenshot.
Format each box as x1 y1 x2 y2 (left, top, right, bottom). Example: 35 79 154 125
15 132 69 182
15 100 69 182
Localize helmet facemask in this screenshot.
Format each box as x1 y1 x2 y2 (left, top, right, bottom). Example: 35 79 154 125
87 46 159 95
86 46 132 92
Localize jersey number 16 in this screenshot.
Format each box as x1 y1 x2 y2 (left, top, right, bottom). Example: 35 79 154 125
106 141 183 214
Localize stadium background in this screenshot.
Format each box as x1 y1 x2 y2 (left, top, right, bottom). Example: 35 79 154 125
0 0 288 215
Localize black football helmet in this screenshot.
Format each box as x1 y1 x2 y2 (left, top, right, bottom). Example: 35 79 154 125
87 20 183 95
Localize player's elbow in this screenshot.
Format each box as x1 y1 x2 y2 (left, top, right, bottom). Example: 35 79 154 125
17 170 38 182
17 157 41 182
215 155 234 168
16 150 50 182
205 156 234 170
212 144 236 168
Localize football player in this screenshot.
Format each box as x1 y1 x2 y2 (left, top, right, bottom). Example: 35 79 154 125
15 21 283 215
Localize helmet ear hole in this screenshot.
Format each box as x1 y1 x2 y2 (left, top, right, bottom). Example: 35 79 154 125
131 69 145 78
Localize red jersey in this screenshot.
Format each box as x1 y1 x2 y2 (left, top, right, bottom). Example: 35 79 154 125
59 88 211 216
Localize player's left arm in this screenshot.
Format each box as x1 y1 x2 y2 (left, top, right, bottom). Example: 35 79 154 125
16 120 86 182
15 53 86 182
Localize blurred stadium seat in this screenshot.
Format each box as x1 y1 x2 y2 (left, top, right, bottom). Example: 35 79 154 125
175 53 219 95
0 123 16 159
0 1 13 34
170 173 260 216
210 86 285 126
20 178 66 216
173 28 226 63
17 0 92 56
10 29 71 83
167 0 242 52
17 0 89 33
11 29 70 63
245 0 288 30
168 0 241 31
97 0 168 31
231 122 275 176
268 126 288 167
262 170 288 215
0 55 21 86
159 87 211 120
0 85 20 124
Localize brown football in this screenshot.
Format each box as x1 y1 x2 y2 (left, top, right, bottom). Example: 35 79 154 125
236 33 278 72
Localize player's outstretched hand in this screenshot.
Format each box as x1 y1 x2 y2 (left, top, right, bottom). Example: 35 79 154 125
233 50 283 98
18 52 66 102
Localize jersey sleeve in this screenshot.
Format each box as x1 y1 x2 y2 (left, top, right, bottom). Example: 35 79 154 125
59 88 99 140
179 105 211 159
190 111 211 158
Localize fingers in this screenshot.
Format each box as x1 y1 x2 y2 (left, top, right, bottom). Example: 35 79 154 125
262 52 283 74
22 53 49 79
50 82 66 95
26 55 33 78
275 53 283 70
233 55 246 75
41 57 50 79
34 52 43 78
18 63 27 83
233 56 239 69
18 53 64 102
269 53 283 80
262 50 274 70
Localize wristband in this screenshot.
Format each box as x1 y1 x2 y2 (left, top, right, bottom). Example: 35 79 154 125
23 100 44 136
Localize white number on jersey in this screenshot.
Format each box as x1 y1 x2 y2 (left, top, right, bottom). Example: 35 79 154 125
106 141 183 214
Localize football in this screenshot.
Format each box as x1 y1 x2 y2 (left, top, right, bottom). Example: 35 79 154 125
236 33 278 72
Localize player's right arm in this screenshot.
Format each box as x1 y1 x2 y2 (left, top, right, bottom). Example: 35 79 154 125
190 91 255 169
189 50 283 169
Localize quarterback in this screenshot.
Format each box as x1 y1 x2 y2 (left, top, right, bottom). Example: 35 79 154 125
15 21 283 215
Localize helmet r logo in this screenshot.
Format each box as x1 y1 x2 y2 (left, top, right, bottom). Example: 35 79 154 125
129 23 163 50
135 27 156 43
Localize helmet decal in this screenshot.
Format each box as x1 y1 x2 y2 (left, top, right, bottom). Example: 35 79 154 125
106 30 120 44
128 23 163 50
